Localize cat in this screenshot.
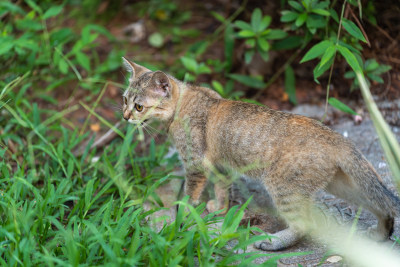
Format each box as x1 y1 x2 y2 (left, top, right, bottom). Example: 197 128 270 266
121 57 400 251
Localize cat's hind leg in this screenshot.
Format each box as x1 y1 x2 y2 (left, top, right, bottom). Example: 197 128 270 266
254 191 310 251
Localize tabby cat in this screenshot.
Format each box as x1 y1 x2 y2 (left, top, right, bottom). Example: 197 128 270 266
121 57 400 251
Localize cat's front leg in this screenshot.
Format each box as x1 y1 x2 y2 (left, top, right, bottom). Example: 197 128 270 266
206 183 229 214
184 171 208 206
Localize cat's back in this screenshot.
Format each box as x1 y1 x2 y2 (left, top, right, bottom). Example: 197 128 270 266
206 99 349 164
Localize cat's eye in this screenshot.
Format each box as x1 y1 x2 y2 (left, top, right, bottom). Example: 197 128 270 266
135 103 143 112
123 97 127 105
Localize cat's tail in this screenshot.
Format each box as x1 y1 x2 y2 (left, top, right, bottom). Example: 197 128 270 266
339 147 400 217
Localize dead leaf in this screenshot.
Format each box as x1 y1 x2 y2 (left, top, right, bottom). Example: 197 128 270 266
90 123 101 132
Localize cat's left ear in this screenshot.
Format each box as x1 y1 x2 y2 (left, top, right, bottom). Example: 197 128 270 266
151 71 171 98
122 57 150 82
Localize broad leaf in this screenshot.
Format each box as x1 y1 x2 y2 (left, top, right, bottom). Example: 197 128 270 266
251 8 262 32
180 56 198 73
43 5 63 19
257 38 270 52
311 8 330 16
318 45 336 70
228 74 265 89
342 19 367 43
284 66 297 105
295 13 307 27
337 45 362 73
238 30 256 38
300 40 332 63
281 11 298 22
266 29 288 40
234 20 252 31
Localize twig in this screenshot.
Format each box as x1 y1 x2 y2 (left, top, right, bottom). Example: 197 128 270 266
321 1 347 122
252 48 302 100
348 6 371 47
366 20 396 43
74 121 121 156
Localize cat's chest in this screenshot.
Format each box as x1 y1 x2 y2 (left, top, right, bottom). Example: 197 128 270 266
168 117 208 162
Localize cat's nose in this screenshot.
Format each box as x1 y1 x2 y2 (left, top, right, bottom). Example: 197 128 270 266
123 110 131 120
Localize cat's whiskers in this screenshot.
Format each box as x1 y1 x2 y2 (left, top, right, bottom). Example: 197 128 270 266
141 122 159 140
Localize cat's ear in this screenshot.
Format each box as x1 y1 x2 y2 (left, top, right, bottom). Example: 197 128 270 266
150 71 171 98
122 57 150 81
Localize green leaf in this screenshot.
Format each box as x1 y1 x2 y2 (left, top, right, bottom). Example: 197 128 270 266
311 8 330 16
210 11 225 23
265 29 288 40
318 45 336 70
313 56 334 82
197 64 211 74
257 38 270 52
306 14 326 29
272 36 303 50
228 74 265 89
258 16 271 32
58 58 69 74
258 49 269 61
373 64 391 75
245 38 255 48
284 66 297 105
180 56 197 73
344 71 356 79
148 32 164 48
364 59 379 71
43 5 63 19
367 73 384 83
238 30 256 38
234 20 252 31
337 45 362 73
288 1 304 12
281 11 298 22
329 8 339 23
244 50 255 64
300 40 332 63
342 19 367 43
25 0 42 14
212 81 224 96
251 8 262 32
328 97 358 115
0 2 26 15
85 179 95 212
76 52 90 71
0 41 13 56
224 25 235 72
295 13 307 27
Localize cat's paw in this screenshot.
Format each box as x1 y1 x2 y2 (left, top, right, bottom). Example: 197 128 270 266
254 238 283 251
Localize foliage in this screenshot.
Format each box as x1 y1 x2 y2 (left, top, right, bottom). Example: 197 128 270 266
0 1 123 93
235 8 287 63
281 0 332 34
344 59 392 91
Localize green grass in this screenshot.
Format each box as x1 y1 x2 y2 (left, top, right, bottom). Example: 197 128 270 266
0 85 272 265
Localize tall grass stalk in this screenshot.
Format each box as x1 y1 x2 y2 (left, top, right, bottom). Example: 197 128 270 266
356 72 400 189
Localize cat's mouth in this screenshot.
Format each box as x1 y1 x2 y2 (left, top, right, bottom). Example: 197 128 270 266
127 119 148 126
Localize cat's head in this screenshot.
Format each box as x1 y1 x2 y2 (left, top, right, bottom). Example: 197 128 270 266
121 57 176 125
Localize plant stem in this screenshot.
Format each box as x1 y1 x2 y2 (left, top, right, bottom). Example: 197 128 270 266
322 0 347 121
